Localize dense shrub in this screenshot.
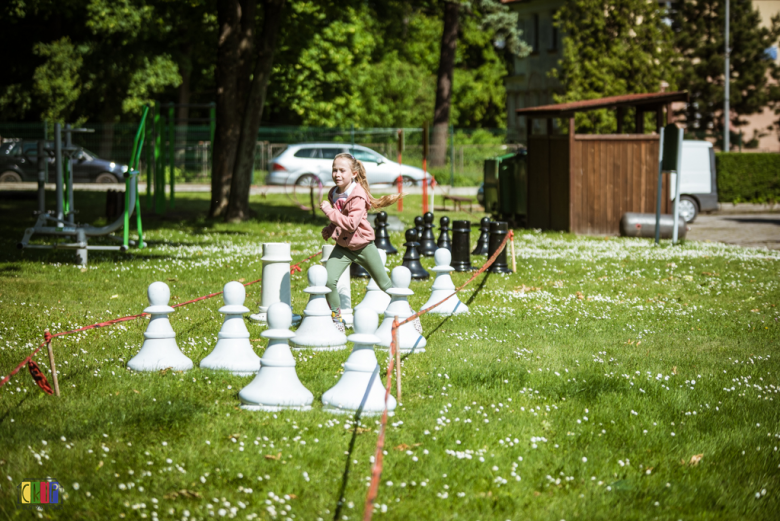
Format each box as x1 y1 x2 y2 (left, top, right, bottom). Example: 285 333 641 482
716 152 780 203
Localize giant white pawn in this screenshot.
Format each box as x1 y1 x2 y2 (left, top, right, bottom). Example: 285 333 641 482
422 248 469 316
322 308 397 415
321 244 354 328
249 243 301 326
290 265 348 351
375 267 426 354
127 282 193 372
200 281 261 375
354 249 391 317
239 303 313 411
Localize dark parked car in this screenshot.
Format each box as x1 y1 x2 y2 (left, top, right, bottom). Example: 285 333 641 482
0 140 128 183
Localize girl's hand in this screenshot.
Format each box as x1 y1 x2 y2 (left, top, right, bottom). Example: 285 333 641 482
319 200 331 212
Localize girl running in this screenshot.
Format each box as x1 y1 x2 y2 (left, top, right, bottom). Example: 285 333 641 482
320 153 403 332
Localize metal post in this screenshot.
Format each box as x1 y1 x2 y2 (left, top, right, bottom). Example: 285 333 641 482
654 127 665 245
146 106 154 209
54 123 63 225
672 128 684 244
724 0 730 152
168 103 175 209
65 124 74 224
422 123 429 214
37 140 46 215
449 125 455 188
350 123 355 152
154 104 164 214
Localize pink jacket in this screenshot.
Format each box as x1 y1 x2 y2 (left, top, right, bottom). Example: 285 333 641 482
321 183 375 250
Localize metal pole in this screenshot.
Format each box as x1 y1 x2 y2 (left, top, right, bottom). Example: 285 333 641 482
146 106 154 209
54 123 63 225
37 140 46 215
168 103 175 209
654 127 665 246
672 127 684 244
65 124 74 224
351 124 355 152
724 0 730 152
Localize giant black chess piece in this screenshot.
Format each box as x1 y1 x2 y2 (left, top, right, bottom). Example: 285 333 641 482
451 220 475 272
487 221 512 274
437 216 451 251
373 211 397 255
351 262 370 279
413 216 424 256
419 212 437 257
401 228 430 280
472 217 490 256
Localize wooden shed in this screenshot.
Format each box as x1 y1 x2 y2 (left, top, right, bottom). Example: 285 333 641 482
516 91 689 235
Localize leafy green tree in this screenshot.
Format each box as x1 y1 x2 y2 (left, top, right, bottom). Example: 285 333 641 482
671 0 780 148
552 0 678 134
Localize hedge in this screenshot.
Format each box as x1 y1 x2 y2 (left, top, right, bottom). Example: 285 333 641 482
716 152 780 204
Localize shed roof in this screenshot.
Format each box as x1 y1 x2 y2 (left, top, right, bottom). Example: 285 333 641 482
515 91 688 118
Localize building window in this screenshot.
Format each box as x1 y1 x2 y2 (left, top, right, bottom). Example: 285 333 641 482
549 12 558 52
532 14 539 54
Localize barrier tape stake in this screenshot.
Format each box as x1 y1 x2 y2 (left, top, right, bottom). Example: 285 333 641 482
510 235 516 273
393 317 401 402
44 329 60 397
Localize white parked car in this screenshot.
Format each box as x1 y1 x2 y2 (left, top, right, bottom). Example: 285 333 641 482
265 143 431 187
670 140 718 223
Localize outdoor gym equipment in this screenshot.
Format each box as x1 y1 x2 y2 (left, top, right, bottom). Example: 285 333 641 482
18 107 150 264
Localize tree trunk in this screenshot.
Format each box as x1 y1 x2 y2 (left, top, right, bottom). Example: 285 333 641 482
225 0 285 222
431 1 459 168
176 44 192 173
209 0 242 218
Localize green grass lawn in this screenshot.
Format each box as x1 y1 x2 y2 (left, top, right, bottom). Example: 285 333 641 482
0 190 779 520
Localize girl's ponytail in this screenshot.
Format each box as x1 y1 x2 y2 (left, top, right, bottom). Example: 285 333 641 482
335 153 405 209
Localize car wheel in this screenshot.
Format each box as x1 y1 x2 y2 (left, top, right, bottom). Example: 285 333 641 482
0 171 23 183
394 175 417 188
678 196 698 223
95 172 119 183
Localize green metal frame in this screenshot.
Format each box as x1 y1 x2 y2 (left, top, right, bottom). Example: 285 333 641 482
123 105 150 249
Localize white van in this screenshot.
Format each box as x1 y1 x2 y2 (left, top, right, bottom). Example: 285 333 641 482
670 140 718 223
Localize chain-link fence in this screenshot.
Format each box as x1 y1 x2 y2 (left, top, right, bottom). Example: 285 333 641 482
0 123 523 186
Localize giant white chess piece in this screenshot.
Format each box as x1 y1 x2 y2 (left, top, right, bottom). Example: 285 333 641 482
239 303 313 411
375 267 426 354
321 244 353 328
249 243 301 325
127 282 193 372
322 308 397 415
421 248 469 316
289 265 348 351
354 248 391 316
200 281 261 375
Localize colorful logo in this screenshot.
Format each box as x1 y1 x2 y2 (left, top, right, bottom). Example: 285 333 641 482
17 480 61 508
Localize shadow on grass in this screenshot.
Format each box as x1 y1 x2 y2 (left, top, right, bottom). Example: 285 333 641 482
332 365 380 521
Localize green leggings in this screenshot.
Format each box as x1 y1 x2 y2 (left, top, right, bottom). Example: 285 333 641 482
326 243 393 312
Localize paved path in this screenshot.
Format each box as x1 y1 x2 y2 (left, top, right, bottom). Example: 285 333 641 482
687 213 780 250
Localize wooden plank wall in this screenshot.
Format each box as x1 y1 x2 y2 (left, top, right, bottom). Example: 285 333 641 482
569 135 669 235
548 136 570 231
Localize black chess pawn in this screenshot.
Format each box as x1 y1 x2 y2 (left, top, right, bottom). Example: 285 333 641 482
437 216 451 251
472 217 490 256
451 220 475 272
413 216 424 256
487 221 512 274
401 228 430 280
419 212 437 257
351 262 370 278
373 211 398 255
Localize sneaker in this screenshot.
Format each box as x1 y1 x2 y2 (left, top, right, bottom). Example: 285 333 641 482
331 309 346 334
413 317 423 335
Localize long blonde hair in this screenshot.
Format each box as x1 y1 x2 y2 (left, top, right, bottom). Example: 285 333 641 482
333 152 405 209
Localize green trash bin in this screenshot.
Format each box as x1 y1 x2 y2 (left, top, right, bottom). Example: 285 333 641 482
483 150 527 225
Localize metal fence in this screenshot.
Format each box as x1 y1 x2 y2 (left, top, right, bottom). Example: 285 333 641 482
0 123 522 186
